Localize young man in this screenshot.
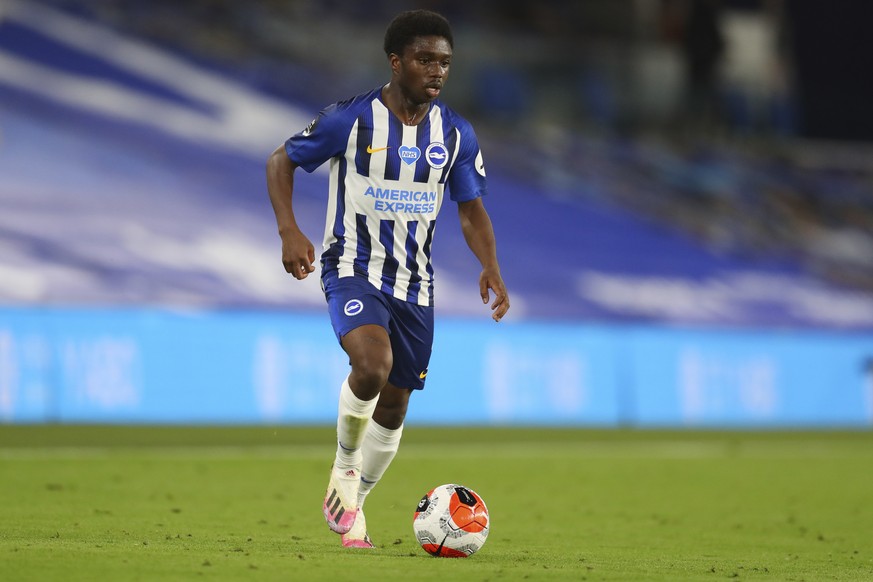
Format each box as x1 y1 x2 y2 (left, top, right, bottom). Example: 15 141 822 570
266 9 510 548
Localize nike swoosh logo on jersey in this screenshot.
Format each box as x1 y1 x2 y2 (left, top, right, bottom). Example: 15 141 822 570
366 145 390 154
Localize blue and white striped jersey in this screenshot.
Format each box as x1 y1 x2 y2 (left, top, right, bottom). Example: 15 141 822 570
285 86 487 307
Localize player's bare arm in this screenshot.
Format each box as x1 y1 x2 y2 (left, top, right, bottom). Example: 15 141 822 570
266 145 315 279
458 198 510 322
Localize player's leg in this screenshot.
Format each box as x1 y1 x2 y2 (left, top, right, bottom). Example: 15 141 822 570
322 276 393 534
336 323 393 468
324 324 393 534
342 298 431 547
341 384 409 548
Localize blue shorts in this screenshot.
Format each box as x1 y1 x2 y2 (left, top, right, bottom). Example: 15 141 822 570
323 273 434 390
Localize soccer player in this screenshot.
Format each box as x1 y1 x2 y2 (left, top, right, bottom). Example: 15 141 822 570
266 9 510 549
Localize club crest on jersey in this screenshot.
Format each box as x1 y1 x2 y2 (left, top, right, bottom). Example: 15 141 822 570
398 145 421 165
425 142 449 169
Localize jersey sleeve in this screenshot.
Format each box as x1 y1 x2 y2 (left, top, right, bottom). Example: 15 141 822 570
284 102 352 173
446 120 488 203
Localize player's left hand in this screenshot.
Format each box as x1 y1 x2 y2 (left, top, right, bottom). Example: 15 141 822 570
479 268 509 322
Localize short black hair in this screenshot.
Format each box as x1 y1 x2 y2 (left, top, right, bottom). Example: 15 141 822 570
383 10 453 57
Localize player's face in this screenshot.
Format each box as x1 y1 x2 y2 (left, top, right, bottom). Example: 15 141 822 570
393 36 452 104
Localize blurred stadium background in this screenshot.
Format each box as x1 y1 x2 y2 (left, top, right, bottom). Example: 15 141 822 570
2 0 873 427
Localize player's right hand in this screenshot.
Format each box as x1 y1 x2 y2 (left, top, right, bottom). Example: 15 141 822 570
281 230 316 280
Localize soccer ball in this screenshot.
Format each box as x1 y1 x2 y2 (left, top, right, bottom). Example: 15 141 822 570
412 483 489 557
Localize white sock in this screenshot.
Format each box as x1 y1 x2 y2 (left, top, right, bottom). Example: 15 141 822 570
335 377 378 471
357 421 403 509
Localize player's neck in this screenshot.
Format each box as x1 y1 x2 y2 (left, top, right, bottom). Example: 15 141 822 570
382 83 428 126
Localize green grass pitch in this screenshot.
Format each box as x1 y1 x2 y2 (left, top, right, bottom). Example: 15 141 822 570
1 426 872 581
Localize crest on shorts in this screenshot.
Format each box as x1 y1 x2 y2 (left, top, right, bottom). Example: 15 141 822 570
344 299 363 316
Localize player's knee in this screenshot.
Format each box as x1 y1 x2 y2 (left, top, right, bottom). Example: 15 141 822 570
349 353 392 396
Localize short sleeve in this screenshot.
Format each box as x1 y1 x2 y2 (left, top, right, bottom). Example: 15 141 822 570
446 121 487 202
284 103 351 173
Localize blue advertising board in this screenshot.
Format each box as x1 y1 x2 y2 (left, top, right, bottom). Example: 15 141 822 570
0 308 871 427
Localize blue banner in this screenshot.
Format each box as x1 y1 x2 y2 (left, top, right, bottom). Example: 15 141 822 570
1 308 871 427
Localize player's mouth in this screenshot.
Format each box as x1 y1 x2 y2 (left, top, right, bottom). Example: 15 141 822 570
425 84 441 98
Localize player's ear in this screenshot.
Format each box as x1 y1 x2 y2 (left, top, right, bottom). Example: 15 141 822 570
388 53 402 74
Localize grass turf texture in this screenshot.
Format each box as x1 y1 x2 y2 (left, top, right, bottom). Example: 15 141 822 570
1 427 872 581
